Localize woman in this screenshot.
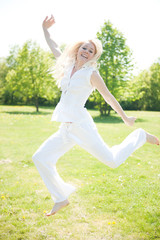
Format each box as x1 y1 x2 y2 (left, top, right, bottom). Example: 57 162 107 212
32 15 159 217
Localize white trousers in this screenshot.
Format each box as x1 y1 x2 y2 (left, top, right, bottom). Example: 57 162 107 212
32 121 146 203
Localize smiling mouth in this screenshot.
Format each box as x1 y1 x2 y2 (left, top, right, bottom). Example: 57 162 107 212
81 54 88 59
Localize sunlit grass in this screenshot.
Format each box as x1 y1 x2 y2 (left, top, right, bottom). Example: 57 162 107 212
0 105 160 240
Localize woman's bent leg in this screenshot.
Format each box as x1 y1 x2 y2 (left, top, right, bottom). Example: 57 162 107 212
32 123 76 203
110 128 146 167
69 122 146 169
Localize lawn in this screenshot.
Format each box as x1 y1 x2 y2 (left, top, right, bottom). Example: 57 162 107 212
0 105 160 240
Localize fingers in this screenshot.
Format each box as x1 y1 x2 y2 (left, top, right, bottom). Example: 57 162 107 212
45 15 55 26
44 16 48 21
130 116 136 122
42 14 55 28
44 14 55 22
49 14 55 21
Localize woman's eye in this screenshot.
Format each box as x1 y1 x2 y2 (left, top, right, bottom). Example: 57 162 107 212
82 47 93 53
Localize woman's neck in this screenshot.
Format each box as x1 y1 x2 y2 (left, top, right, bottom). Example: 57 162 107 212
74 61 85 70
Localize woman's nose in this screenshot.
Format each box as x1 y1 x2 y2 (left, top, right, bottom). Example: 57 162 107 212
83 50 89 54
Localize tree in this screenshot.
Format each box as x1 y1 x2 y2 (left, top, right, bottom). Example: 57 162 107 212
0 58 9 104
149 59 160 110
5 40 60 111
89 20 134 115
126 58 160 111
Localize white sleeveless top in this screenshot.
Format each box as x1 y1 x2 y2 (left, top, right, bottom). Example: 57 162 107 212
51 64 98 123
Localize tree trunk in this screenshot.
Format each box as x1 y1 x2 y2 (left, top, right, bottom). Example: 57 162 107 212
35 97 39 112
11 91 14 104
107 108 111 116
100 108 103 116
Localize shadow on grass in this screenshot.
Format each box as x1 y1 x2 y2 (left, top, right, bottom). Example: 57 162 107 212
2 111 51 115
0 105 54 115
2 107 147 123
93 115 147 124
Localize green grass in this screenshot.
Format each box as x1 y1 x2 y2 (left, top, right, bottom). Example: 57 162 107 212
0 105 160 240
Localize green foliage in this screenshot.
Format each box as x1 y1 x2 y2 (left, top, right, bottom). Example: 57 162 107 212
3 41 60 111
0 58 10 104
0 106 160 240
126 58 160 111
90 20 134 115
148 59 160 110
1 30 159 113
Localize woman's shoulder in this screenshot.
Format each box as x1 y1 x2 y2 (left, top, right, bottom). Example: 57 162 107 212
86 66 100 76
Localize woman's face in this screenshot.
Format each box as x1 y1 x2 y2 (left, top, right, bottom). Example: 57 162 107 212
76 42 96 64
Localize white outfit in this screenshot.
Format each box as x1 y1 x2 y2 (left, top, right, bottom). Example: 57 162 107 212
32 65 146 203
51 64 97 123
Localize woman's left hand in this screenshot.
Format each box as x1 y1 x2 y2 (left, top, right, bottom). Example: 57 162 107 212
123 116 137 126
42 14 55 29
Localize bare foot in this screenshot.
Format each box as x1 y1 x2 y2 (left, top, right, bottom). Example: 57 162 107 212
46 199 69 216
146 132 160 145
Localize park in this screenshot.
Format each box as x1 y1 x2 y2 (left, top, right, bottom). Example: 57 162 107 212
0 0 160 239
0 106 160 239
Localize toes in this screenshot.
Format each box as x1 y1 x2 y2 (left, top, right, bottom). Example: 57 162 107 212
154 137 159 145
46 213 51 216
156 138 160 145
45 200 69 217
46 211 55 216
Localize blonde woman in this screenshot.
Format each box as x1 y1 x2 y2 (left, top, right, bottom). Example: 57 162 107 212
32 15 160 217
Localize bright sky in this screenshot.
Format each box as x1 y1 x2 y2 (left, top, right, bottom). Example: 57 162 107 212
0 0 160 75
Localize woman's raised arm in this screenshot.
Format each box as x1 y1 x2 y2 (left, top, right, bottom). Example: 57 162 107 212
90 71 137 126
42 15 62 58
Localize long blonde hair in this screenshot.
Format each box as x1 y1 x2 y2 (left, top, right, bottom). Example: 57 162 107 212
53 39 103 88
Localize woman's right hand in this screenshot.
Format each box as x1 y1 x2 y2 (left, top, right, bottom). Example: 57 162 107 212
123 116 137 127
42 14 55 29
